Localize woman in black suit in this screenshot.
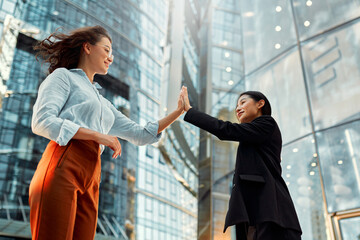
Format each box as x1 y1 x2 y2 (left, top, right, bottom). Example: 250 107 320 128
181 87 302 239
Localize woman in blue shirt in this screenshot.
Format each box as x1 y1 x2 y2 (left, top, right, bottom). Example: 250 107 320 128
29 25 185 240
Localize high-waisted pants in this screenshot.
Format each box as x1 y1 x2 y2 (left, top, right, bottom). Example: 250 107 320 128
29 140 101 240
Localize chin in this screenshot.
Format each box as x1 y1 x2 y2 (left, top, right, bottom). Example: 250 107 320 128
98 69 108 75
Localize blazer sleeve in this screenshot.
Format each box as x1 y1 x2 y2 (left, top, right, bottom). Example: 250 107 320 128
184 108 276 143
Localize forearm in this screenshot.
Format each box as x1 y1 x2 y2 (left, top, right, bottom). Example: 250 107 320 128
157 108 183 134
72 127 101 142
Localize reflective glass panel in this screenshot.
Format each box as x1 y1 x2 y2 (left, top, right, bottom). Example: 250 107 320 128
282 136 328 240
339 216 360 240
292 0 360 40
241 0 297 73
317 121 360 212
302 20 360 130
246 48 312 144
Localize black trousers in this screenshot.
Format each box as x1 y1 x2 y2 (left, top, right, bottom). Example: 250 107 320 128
236 222 301 240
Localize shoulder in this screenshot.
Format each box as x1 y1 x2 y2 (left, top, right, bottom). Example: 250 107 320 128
42 68 71 88
253 115 276 123
47 68 71 81
251 115 277 130
50 67 71 76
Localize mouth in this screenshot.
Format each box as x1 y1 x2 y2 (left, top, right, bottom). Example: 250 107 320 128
237 111 244 118
104 62 110 68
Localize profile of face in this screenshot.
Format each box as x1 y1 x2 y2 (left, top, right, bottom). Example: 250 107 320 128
235 95 265 123
83 36 113 75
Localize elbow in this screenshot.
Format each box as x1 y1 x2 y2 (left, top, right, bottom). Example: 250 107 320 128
136 136 160 146
31 120 40 136
137 139 157 146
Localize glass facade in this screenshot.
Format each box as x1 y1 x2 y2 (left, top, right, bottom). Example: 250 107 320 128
198 0 360 239
0 0 198 239
197 0 244 239
1 0 360 239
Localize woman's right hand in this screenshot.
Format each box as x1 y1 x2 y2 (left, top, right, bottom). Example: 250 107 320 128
181 86 192 111
95 133 122 158
73 128 121 158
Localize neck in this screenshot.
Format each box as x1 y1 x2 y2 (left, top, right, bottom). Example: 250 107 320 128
77 61 95 83
254 112 262 120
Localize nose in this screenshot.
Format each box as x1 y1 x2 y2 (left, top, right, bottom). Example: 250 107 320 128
107 55 114 64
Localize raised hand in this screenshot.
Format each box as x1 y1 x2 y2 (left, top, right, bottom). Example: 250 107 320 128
177 87 185 114
181 86 192 111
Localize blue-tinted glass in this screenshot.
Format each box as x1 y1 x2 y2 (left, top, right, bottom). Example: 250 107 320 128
317 121 360 212
292 0 360 40
302 20 360 130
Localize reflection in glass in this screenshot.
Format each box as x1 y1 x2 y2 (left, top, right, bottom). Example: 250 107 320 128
282 136 328 240
292 0 360 40
246 48 312 144
339 216 360 240
302 20 360 130
317 121 360 212
240 0 297 73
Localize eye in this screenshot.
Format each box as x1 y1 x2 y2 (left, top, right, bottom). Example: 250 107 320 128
105 49 110 53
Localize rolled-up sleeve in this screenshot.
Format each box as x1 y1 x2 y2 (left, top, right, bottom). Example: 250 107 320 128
31 69 80 146
106 98 162 146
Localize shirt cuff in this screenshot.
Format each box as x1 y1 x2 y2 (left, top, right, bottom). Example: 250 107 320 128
145 121 162 141
56 119 81 146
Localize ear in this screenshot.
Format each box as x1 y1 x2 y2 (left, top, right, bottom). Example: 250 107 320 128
82 42 91 55
257 99 265 109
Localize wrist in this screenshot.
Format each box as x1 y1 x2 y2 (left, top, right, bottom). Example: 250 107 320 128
176 107 183 114
93 131 102 142
185 105 192 112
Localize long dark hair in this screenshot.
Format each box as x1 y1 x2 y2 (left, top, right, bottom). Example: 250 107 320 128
237 91 272 115
34 25 112 73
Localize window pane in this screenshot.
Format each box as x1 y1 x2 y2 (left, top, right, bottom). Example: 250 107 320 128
302 21 360 130
317 121 360 212
282 136 328 240
241 0 297 73
246 48 312 143
339 216 360 240
292 0 360 40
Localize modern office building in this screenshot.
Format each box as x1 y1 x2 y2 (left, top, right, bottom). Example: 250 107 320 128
134 0 199 239
0 0 199 239
1 0 360 240
197 0 360 239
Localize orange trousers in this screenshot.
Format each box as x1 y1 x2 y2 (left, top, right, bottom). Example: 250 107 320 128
29 140 101 240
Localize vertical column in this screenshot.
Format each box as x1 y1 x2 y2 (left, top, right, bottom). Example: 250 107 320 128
166 0 185 112
198 4 213 240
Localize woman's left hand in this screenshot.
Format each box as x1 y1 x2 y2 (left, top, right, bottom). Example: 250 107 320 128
177 87 185 114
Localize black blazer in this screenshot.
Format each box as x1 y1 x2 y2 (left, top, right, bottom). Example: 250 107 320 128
184 108 302 233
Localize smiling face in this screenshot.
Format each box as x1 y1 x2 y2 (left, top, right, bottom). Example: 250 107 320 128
235 95 265 123
84 36 113 75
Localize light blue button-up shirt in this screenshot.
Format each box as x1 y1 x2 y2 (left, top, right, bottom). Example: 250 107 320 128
32 68 161 152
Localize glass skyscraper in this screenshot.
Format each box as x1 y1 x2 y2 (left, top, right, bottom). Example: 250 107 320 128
1 0 360 240
0 0 198 239
197 0 360 239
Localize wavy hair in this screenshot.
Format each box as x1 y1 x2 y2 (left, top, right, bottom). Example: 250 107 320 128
34 25 112 73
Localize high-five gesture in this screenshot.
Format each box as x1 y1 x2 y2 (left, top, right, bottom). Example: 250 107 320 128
157 86 186 134
181 86 192 111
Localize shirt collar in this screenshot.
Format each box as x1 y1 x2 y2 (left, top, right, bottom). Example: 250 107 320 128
69 68 101 88
93 82 102 89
